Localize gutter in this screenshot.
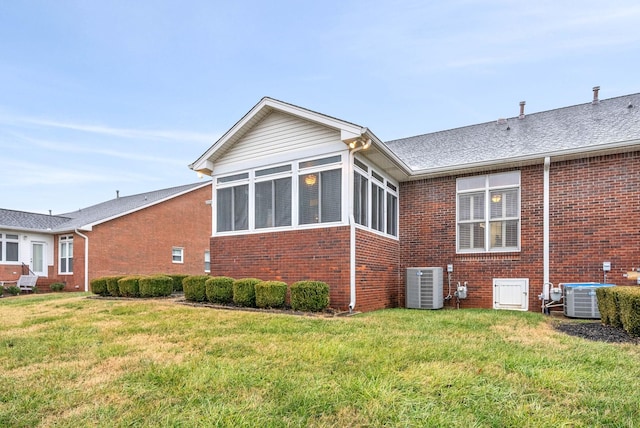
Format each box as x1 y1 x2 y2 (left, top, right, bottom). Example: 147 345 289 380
74 229 89 292
543 157 550 297
348 138 372 313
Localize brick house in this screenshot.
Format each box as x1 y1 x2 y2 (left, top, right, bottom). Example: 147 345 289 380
0 182 211 292
191 88 640 312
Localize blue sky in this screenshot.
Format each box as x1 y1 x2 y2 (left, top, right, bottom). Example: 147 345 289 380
2 0 639 214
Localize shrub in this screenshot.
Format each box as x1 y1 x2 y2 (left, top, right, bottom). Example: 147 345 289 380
596 287 622 328
139 275 174 297
0 286 3 297
166 274 189 292
255 281 287 309
183 275 209 302
118 276 144 297
106 276 125 297
233 278 262 307
618 287 640 337
6 286 20 296
205 276 235 304
290 281 330 312
50 282 65 292
90 277 108 296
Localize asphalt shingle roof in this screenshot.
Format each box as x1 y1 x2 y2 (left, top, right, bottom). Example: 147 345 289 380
0 209 70 231
384 92 640 172
0 182 209 233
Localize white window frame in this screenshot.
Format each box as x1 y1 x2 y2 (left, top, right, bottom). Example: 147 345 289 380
352 156 399 239
456 171 521 253
172 247 184 264
59 235 73 274
213 154 345 235
0 232 20 263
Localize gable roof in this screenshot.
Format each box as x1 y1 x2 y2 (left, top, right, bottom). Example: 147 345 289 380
189 96 410 178
0 181 211 233
385 92 640 178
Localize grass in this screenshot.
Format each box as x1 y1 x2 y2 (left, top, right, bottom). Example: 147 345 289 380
1 293 639 427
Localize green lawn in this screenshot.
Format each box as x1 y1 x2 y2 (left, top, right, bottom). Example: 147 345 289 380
1 293 639 427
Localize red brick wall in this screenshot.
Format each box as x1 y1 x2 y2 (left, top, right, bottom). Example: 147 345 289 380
0 265 21 281
210 227 353 310
399 151 640 311
53 185 212 290
400 165 544 311
354 229 401 311
549 151 640 286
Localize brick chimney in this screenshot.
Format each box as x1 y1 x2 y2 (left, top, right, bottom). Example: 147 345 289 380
518 101 526 119
592 86 600 104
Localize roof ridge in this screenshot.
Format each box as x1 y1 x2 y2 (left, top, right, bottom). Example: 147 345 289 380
386 91 640 144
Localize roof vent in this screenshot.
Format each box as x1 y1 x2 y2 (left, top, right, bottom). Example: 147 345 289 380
592 86 600 104
628 101 634 109
116 190 120 199
518 101 526 119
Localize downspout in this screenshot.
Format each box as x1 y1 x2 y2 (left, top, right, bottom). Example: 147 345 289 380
543 157 551 298
348 138 372 313
75 229 89 292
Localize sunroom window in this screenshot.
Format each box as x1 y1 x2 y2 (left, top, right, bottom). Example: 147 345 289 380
255 165 292 229
457 171 520 252
217 173 249 232
352 157 398 237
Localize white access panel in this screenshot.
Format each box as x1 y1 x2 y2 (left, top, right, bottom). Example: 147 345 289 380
493 278 529 311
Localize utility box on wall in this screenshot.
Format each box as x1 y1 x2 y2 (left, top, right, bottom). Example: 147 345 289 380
406 267 444 310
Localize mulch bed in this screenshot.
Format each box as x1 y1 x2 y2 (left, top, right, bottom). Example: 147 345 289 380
553 321 640 344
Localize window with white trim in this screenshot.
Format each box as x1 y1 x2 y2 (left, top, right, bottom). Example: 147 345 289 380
59 235 73 274
216 173 249 232
457 171 520 252
214 155 343 234
255 165 292 228
298 156 342 224
172 247 184 264
0 233 19 262
352 157 398 237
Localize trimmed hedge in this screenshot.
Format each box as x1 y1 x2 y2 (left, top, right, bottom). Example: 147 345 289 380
233 278 262 307
118 275 144 297
205 276 235 304
290 281 329 312
90 277 108 296
139 275 174 297
597 286 640 337
596 287 622 328
183 275 209 302
618 287 640 337
255 281 287 309
106 276 125 297
166 274 189 292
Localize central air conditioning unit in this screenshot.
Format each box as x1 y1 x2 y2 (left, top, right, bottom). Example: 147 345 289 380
563 283 614 319
406 267 444 310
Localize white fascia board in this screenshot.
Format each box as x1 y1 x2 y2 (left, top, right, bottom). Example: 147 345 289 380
190 97 367 172
361 129 413 178
407 139 640 180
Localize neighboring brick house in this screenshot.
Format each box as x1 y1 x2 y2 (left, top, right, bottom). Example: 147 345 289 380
191 89 640 312
0 182 211 292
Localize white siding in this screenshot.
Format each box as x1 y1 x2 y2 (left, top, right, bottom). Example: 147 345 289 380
215 111 344 171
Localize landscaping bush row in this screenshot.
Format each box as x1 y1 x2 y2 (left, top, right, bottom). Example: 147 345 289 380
90 274 330 312
596 286 640 337
184 276 329 312
91 274 176 298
